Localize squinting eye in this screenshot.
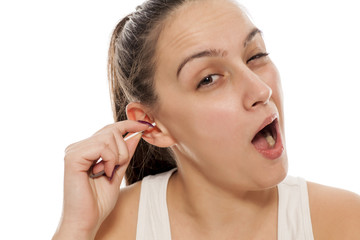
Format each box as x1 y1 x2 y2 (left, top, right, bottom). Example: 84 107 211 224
246 52 269 64
197 74 221 89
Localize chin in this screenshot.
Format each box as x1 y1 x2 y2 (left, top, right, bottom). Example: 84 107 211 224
253 154 288 190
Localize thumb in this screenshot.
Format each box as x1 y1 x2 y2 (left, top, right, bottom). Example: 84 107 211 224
125 132 144 158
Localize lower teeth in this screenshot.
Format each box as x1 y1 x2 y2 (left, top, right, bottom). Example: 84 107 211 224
264 131 276 148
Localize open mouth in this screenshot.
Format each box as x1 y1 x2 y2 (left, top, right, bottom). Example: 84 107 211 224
251 118 278 150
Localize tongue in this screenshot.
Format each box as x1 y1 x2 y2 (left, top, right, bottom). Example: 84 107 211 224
252 132 270 150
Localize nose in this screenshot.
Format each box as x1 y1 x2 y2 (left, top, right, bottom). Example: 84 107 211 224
241 71 272 110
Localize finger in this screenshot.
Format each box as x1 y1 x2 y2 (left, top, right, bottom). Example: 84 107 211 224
112 127 132 166
98 120 151 137
111 161 130 185
66 120 152 177
66 140 117 175
124 130 144 158
96 145 118 177
91 120 150 165
90 161 105 177
107 129 144 183
95 133 120 176
91 132 143 180
89 169 105 178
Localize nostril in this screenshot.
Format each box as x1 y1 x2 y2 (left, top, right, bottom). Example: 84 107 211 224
252 88 271 107
244 82 272 110
252 101 261 107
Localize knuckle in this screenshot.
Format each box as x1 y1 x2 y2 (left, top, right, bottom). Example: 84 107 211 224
64 144 76 162
103 123 118 131
119 149 129 163
99 142 110 151
64 143 74 154
63 151 75 163
64 146 71 154
93 124 111 136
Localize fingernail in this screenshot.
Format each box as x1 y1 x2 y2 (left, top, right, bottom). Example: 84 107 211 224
109 165 120 181
89 170 106 179
137 120 155 128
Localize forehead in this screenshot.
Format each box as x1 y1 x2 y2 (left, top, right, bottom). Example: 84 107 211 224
155 0 254 71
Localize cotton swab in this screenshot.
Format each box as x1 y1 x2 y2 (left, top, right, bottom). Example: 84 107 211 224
123 122 156 141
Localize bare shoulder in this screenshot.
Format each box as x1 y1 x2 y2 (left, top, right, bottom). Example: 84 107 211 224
307 181 360 239
95 180 142 240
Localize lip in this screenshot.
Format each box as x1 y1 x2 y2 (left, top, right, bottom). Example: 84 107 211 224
254 113 279 135
252 113 284 160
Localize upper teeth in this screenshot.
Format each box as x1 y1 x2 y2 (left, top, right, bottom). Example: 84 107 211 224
264 131 276 148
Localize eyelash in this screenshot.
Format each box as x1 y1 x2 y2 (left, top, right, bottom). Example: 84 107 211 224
196 74 221 89
246 52 269 64
196 52 269 89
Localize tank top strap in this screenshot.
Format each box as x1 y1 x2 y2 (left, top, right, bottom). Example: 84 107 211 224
136 169 176 240
277 176 314 240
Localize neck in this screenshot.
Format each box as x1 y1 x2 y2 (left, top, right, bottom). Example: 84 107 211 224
167 161 278 236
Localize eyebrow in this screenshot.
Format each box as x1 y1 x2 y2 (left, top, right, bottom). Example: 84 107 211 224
176 49 227 77
244 28 262 48
176 27 262 77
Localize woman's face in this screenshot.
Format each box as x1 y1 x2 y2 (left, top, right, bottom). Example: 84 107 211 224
153 0 288 190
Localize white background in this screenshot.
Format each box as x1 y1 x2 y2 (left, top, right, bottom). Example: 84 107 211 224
0 0 359 239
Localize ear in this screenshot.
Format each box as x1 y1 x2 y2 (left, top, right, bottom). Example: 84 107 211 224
126 102 176 148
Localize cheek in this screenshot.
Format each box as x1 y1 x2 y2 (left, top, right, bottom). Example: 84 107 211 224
189 100 241 141
156 84 249 156
157 92 233 139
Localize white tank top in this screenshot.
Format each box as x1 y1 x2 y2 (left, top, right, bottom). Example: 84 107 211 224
136 169 314 240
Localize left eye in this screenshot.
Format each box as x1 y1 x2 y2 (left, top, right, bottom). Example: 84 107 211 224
197 74 221 89
246 52 269 64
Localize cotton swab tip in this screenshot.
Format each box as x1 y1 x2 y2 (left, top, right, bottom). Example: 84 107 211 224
123 122 156 141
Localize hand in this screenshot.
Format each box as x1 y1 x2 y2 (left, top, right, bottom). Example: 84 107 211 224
53 120 152 239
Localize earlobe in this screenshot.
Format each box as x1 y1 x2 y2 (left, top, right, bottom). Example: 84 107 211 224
126 102 176 148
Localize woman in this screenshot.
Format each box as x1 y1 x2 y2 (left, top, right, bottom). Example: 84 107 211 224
53 0 360 239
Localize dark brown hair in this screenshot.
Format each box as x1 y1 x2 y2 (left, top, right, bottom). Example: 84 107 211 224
108 0 191 185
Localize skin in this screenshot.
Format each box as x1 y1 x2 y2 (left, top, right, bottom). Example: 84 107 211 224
148 1 286 238
53 0 360 239
153 0 288 193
